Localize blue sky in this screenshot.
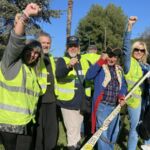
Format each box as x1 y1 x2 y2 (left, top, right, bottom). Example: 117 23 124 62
40 0 150 57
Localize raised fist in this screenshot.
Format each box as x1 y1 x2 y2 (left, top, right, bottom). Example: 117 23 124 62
127 16 138 31
128 16 138 25
24 3 41 17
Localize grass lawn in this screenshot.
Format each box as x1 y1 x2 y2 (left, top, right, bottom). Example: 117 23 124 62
0 145 4 150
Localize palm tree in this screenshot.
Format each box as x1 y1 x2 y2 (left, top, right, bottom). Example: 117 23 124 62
66 0 73 38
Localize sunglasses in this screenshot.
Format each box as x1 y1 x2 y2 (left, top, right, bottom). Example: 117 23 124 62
68 44 79 48
133 48 145 53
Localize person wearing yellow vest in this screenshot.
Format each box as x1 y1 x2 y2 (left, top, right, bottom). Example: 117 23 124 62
82 45 100 65
0 3 42 150
122 16 150 150
34 32 58 150
56 36 91 150
81 45 100 137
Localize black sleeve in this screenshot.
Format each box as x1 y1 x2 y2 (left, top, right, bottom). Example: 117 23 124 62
56 57 72 79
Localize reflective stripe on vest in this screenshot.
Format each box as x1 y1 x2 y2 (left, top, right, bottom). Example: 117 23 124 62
37 56 57 95
40 73 47 78
125 57 143 108
0 80 39 97
37 59 49 95
0 103 32 114
55 85 76 93
0 64 40 125
56 57 91 101
132 93 141 99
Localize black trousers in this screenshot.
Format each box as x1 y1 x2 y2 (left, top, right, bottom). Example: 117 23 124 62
34 102 58 150
0 128 33 150
0 132 17 150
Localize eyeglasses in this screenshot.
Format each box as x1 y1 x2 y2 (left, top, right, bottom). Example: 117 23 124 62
133 48 145 53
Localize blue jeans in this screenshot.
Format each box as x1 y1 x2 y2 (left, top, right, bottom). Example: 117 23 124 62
96 103 120 150
127 104 141 150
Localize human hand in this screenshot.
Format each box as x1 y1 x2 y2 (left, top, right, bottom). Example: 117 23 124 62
127 16 138 31
96 52 108 66
24 3 41 17
128 16 138 25
118 96 126 107
68 57 79 68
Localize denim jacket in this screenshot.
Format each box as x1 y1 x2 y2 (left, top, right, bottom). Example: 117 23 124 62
122 31 150 112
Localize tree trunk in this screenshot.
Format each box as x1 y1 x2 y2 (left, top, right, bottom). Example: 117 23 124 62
66 0 73 38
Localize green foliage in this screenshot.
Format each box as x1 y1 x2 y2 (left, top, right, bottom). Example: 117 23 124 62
140 27 150 63
0 0 61 22
76 3 127 53
0 0 62 59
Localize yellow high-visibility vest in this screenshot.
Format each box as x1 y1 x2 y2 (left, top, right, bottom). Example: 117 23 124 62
125 57 143 108
82 53 100 64
0 64 40 126
37 56 57 95
56 57 91 101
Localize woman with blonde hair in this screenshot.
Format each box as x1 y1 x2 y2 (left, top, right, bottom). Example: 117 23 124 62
131 41 148 64
122 16 150 150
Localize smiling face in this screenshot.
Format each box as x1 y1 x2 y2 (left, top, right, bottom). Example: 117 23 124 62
23 40 42 66
107 55 118 66
132 41 148 63
105 47 121 66
67 45 80 58
24 50 41 65
39 35 51 54
133 45 145 61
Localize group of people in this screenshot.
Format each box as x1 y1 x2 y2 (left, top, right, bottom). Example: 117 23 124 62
0 3 57 150
0 2 150 150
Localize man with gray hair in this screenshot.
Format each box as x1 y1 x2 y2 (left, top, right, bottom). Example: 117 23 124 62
34 32 58 150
